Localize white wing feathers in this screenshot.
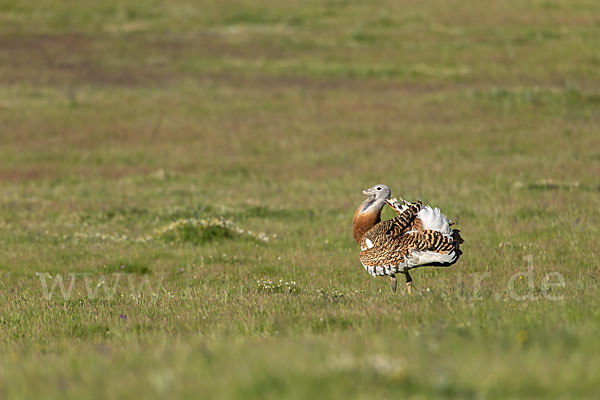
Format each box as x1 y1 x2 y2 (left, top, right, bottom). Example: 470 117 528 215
360 249 458 277
417 206 452 236
405 250 457 266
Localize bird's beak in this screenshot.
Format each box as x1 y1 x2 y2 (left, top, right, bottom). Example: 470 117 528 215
362 188 374 196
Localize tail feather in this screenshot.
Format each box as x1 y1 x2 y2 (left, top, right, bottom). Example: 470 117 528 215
417 206 452 235
451 229 464 257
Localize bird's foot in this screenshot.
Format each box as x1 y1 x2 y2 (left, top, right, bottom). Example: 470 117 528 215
406 281 412 295
390 275 397 293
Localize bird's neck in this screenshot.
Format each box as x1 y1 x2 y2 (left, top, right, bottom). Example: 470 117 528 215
352 200 383 243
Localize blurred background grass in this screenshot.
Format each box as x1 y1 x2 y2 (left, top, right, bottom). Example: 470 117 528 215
0 0 599 398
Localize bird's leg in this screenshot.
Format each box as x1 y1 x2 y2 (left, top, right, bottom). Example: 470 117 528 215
405 271 413 294
390 274 397 293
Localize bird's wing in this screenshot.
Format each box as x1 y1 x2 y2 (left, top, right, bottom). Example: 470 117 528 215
383 200 423 236
359 219 459 277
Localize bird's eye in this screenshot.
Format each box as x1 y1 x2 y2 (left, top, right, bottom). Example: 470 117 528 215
377 187 381 190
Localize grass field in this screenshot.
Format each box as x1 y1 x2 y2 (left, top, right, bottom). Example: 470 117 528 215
1 0 599 398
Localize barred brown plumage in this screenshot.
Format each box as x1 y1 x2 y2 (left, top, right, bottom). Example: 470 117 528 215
353 184 463 294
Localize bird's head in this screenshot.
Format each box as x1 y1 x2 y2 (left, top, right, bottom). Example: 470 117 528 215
361 184 391 202
357 184 391 214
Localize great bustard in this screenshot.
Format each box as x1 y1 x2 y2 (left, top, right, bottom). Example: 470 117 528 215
352 184 463 294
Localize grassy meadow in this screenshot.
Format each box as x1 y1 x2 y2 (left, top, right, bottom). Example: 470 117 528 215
1 0 599 398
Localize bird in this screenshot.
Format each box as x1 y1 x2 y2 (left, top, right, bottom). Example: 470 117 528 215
352 184 463 294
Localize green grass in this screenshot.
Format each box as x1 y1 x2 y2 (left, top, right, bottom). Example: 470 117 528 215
1 0 599 398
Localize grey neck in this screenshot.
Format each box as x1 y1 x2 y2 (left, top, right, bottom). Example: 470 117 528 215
360 197 386 214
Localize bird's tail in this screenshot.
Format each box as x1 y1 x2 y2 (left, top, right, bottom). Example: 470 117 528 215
451 229 464 257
